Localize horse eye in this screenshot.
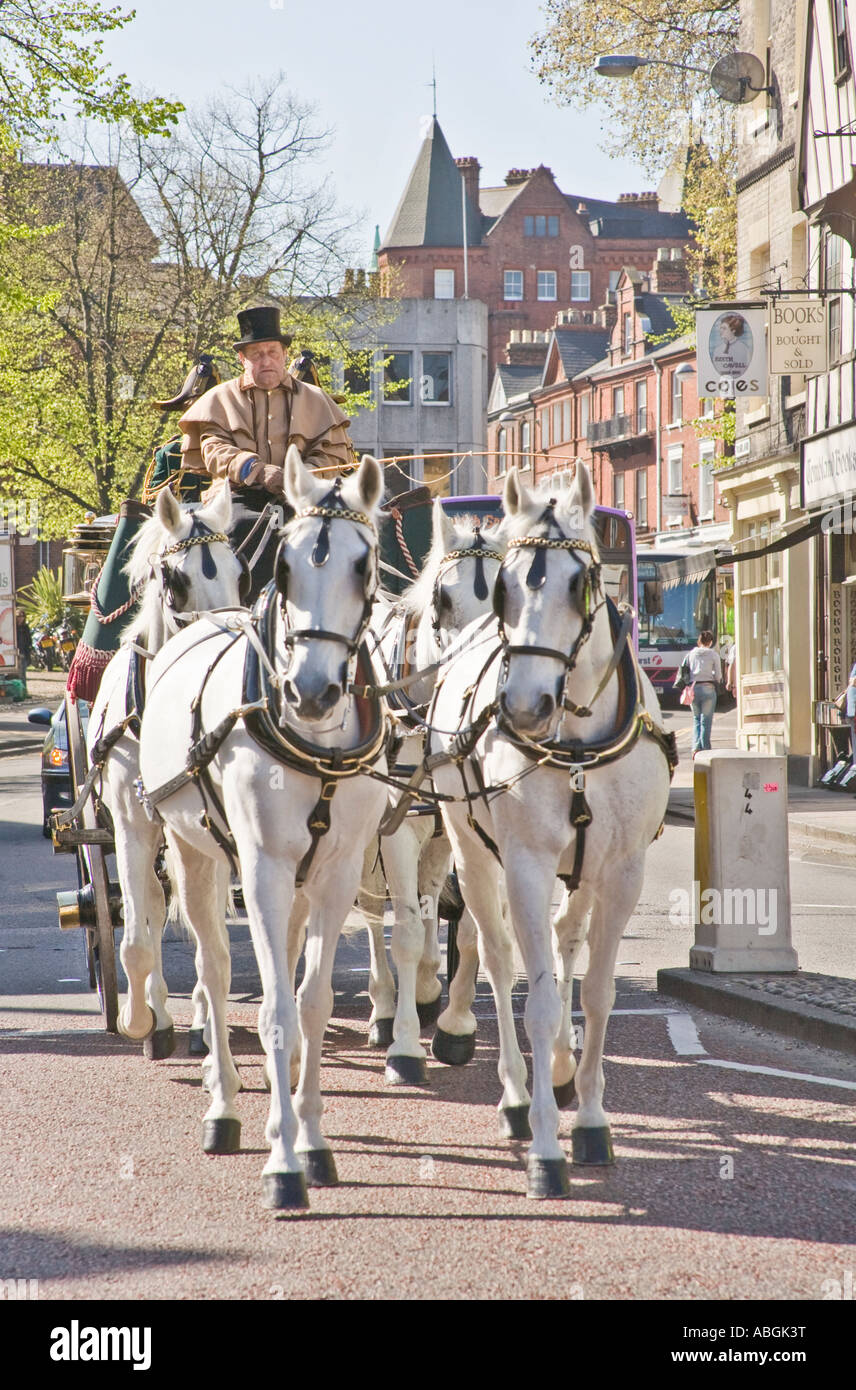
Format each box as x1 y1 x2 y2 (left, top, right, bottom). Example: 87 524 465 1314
354 551 368 577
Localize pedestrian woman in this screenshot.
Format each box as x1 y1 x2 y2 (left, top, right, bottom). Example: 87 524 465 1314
688 629 723 757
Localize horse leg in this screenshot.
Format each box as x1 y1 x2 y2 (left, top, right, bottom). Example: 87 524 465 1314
293 867 363 1187
434 907 479 1065
285 894 308 1089
357 840 396 1048
503 850 569 1198
382 825 429 1085
572 863 644 1167
114 786 167 1047
167 839 242 1153
238 850 307 1209
441 820 530 1127
414 834 450 1025
550 885 593 1108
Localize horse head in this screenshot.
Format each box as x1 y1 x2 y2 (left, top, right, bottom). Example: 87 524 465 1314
123 485 247 646
276 445 383 725
495 462 603 740
402 499 507 656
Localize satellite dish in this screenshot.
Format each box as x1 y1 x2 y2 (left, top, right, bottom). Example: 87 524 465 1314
710 52 769 104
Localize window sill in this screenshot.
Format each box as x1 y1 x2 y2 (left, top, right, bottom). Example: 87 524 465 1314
383 400 413 407
421 401 452 407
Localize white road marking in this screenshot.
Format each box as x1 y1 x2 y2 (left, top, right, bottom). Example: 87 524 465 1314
666 1013 707 1055
697 1058 856 1092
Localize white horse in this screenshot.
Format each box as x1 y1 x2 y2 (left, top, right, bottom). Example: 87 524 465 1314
356 500 506 1083
428 464 674 1198
138 448 389 1210
86 486 247 1056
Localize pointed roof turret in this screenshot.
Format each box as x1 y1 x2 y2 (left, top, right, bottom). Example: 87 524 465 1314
370 224 381 271
381 117 481 249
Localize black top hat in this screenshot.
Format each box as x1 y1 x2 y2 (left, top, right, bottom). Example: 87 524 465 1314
152 353 220 412
234 305 292 350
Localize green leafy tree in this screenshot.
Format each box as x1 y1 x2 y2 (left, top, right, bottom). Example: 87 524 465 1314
531 0 739 295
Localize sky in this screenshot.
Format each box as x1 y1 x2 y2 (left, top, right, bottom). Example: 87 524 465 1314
100 0 653 264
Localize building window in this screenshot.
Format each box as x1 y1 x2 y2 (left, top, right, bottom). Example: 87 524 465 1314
383 450 413 497
420 352 451 404
551 402 561 443
613 471 625 510
635 378 647 432
671 370 683 425
668 444 683 495
700 396 715 419
497 428 507 476
623 313 633 354
383 350 412 404
562 399 572 443
740 518 783 673
537 270 557 301
635 468 648 530
521 419 531 468
831 0 852 79
524 215 559 237
434 269 455 299
344 350 372 397
540 407 550 450
612 385 625 418
504 269 524 300
571 271 591 301
424 453 453 495
608 270 621 291
579 391 590 437
699 442 715 520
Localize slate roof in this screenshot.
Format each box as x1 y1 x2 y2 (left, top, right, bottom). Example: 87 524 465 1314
496 363 545 400
382 118 481 249
568 195 691 239
553 329 610 379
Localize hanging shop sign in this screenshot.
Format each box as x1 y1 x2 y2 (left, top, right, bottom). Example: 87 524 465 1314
802 420 856 509
768 298 827 375
696 304 767 397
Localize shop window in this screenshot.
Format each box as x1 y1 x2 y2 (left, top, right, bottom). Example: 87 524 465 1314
740 517 783 673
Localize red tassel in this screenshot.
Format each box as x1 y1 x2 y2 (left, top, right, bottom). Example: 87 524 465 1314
66 643 112 704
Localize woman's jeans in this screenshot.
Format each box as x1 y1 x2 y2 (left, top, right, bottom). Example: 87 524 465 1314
692 682 718 751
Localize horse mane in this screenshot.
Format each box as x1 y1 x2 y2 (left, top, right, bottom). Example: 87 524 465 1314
120 507 194 646
400 513 508 616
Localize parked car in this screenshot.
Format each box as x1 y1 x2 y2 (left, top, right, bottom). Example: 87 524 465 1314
28 700 90 836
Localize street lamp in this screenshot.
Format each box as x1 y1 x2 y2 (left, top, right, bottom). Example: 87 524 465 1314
594 51 773 103
673 361 696 380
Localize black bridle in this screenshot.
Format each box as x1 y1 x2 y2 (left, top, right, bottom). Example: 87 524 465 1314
493 501 604 704
431 523 503 636
274 480 378 666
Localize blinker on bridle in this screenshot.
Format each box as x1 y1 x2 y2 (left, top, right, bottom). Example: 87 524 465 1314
157 516 231 607
431 522 503 631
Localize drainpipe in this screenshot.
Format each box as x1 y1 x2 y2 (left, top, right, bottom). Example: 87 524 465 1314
654 357 663 534
461 173 469 300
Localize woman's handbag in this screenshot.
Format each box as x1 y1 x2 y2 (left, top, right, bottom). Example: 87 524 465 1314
834 689 848 711
673 658 691 692
679 682 695 708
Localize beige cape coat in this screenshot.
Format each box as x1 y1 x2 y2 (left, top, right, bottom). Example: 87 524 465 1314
179 373 353 497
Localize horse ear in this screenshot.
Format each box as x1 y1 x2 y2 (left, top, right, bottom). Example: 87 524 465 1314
155 485 183 536
203 481 233 533
283 444 317 511
431 496 455 553
568 460 596 524
503 467 521 516
351 453 383 514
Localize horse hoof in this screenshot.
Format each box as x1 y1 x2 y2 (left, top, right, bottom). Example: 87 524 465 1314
368 1017 394 1049
117 1005 156 1044
143 1025 175 1061
527 1156 570 1199
416 994 443 1027
431 1027 476 1066
553 1078 576 1109
385 1054 427 1086
188 1027 209 1057
202 1117 241 1155
499 1105 532 1141
301 1149 339 1187
572 1125 615 1166
262 1171 309 1211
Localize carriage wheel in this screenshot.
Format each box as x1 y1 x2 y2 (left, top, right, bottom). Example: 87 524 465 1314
64 693 120 1033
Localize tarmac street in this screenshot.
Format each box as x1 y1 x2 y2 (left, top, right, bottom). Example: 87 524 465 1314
1 693 855 1302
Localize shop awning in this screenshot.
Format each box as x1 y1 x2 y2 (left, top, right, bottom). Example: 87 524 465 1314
724 513 826 565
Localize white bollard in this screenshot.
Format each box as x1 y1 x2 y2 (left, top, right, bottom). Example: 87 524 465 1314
688 750 798 973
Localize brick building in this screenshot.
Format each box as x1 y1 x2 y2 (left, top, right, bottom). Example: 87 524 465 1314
487 251 730 550
378 118 693 376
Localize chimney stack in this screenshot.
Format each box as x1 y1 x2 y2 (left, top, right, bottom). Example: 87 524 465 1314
455 156 481 212
649 247 690 294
